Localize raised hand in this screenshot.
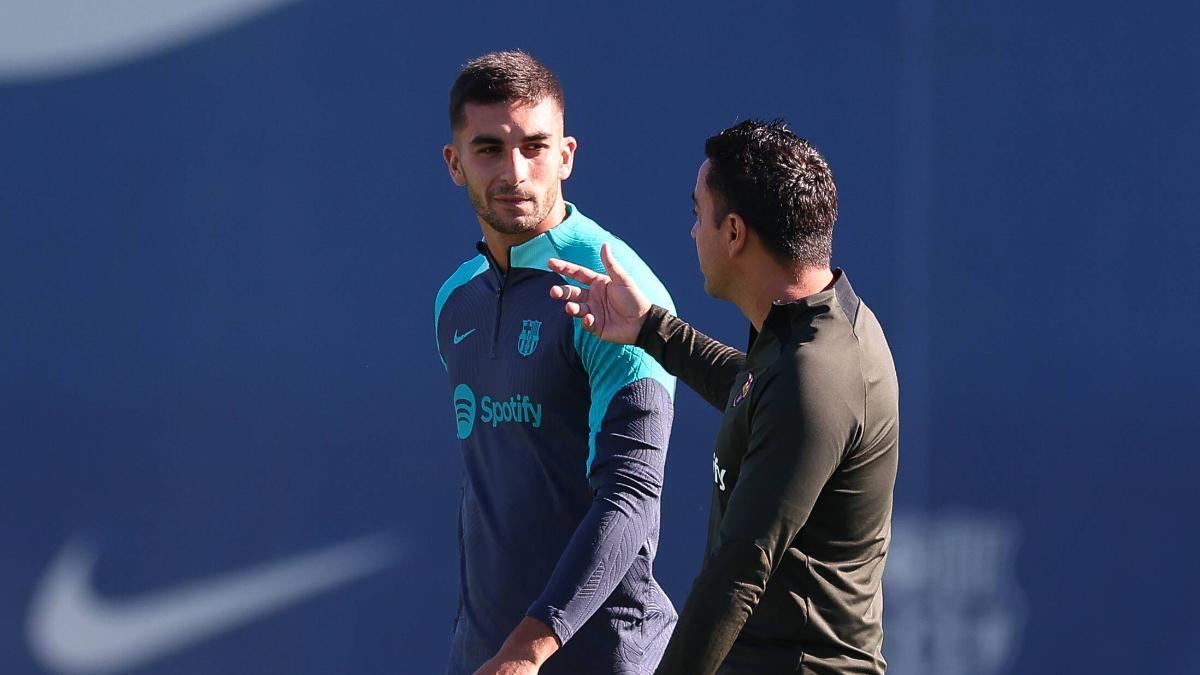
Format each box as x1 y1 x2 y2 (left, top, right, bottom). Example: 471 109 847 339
547 243 652 345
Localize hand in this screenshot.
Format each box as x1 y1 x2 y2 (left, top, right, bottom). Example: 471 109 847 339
548 243 652 345
471 655 539 675
473 617 557 675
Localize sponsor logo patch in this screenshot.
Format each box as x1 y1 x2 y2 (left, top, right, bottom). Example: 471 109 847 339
452 385 543 438
453 384 476 439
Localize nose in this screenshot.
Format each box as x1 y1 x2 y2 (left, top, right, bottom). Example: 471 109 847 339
690 220 699 240
503 148 529 185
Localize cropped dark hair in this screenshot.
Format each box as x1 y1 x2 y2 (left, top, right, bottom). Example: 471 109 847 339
449 51 564 131
704 119 838 267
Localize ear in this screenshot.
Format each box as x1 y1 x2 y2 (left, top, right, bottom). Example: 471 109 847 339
444 144 466 186
725 212 749 257
558 136 578 180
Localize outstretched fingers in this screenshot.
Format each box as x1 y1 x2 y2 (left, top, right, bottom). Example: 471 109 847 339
547 257 607 286
600 243 630 283
562 301 598 331
550 283 587 302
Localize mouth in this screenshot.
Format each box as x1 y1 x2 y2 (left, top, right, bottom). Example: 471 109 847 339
492 195 534 209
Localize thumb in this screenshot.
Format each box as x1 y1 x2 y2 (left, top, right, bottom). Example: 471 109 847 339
600 243 631 283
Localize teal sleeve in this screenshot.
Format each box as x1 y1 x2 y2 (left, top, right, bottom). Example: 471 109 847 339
570 238 676 473
526 233 678 644
576 329 675 473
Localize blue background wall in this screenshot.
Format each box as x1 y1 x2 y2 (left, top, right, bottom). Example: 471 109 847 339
3 1 1198 673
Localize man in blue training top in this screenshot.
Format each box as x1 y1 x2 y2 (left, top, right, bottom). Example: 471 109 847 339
434 51 678 675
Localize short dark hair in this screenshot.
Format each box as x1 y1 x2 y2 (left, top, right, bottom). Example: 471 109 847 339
449 51 565 131
704 119 838 268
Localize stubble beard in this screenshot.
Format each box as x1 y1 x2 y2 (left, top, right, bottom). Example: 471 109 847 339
697 245 718 299
699 252 727 301
469 181 560 236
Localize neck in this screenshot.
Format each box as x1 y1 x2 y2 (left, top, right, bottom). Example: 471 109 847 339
480 198 567 272
733 262 835 332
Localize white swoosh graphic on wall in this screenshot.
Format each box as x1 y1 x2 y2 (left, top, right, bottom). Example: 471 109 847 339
0 0 302 83
27 533 400 675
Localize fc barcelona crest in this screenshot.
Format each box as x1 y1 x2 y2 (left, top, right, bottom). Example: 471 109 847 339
517 319 542 357
732 372 754 407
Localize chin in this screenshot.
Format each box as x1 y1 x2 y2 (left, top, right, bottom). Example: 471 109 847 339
484 215 537 236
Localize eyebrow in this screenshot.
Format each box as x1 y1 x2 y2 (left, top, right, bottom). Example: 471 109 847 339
469 132 553 145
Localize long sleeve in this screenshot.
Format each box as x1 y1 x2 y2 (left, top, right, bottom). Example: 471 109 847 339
525 328 676 645
654 366 852 675
635 305 746 412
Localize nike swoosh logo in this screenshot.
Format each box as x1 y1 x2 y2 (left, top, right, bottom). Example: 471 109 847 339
0 0 302 83
453 328 476 344
27 532 400 675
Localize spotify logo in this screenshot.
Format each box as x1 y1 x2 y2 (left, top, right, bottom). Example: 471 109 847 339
453 383 476 439
451 384 545 439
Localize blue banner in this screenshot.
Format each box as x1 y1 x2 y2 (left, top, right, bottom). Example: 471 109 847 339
3 1 1198 673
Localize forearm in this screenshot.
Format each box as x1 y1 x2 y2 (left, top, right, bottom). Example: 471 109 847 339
491 616 562 668
654 542 770 675
532 332 673 647
527 483 658 643
636 306 745 411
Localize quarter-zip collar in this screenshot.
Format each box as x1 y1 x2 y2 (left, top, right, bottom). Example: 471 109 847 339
468 203 589 358
508 202 583 271
475 240 505 287
747 269 858 366
473 241 508 359
474 203 584 277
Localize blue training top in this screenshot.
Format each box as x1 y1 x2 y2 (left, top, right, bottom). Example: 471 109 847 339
435 204 678 675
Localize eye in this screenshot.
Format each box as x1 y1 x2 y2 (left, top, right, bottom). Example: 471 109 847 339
477 146 500 155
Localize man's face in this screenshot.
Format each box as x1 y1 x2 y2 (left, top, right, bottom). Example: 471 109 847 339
444 98 576 236
692 160 728 298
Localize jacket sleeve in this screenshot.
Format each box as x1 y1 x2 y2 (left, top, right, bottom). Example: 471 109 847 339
636 305 746 412
525 327 675 645
654 366 854 675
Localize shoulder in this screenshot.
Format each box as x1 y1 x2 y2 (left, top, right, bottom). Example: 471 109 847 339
434 254 488 321
555 211 676 393
547 207 675 314
760 326 864 415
